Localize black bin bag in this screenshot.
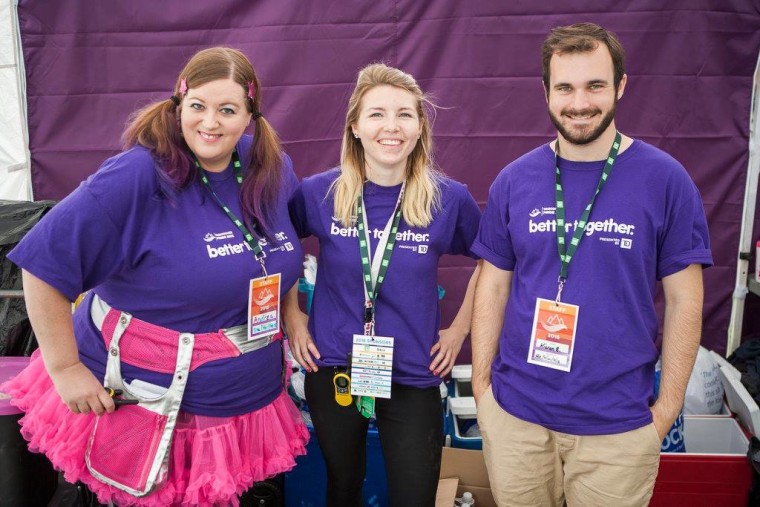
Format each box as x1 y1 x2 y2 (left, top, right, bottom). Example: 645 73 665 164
0 199 56 356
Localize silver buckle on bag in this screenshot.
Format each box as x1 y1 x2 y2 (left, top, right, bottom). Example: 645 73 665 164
223 325 275 354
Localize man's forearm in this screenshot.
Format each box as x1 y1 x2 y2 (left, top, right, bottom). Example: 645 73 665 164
656 264 704 422
448 261 482 336
471 262 511 400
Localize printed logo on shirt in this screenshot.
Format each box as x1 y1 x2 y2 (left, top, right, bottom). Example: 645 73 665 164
529 207 556 218
204 231 236 242
527 206 636 250
206 240 253 258
330 221 430 253
331 215 359 223
528 218 635 237
398 243 430 254
203 230 291 259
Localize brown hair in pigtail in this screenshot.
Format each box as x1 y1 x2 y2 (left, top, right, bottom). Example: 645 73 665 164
239 73 283 240
122 97 189 188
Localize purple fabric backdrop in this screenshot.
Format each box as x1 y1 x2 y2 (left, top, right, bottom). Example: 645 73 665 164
18 0 760 356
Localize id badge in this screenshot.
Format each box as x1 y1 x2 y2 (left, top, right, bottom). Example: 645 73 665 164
247 273 281 341
350 334 394 399
527 298 579 372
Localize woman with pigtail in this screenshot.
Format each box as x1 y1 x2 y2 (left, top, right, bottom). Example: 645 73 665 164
2 47 308 506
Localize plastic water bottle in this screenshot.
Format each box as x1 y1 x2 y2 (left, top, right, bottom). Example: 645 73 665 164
462 492 475 505
457 492 475 506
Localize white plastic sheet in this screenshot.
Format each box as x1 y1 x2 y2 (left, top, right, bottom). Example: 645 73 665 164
0 0 31 201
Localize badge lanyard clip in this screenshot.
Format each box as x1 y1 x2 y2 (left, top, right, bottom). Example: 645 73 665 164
256 250 268 278
555 276 566 305
363 303 375 337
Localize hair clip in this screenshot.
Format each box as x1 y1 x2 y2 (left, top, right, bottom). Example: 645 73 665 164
248 81 256 101
170 95 180 106
253 111 263 120
179 77 188 96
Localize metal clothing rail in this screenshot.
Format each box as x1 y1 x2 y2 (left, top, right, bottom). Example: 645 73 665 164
727 50 760 356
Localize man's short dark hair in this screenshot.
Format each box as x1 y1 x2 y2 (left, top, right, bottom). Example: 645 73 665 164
542 23 626 89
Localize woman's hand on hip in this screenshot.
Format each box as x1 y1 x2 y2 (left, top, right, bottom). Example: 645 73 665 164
429 326 467 378
288 311 321 372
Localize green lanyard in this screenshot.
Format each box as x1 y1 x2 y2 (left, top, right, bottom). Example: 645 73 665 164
356 182 405 335
554 131 621 301
194 151 268 275
354 182 405 419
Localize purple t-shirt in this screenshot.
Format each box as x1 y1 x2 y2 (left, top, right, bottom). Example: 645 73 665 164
289 168 481 388
9 135 303 416
472 140 713 435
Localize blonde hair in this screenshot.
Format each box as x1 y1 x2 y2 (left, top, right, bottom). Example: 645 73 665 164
331 63 440 228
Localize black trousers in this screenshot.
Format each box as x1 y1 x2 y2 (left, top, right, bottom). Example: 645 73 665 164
304 368 444 507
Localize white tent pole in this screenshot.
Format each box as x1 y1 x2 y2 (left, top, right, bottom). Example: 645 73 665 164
727 50 760 356
0 0 32 201
12 0 31 199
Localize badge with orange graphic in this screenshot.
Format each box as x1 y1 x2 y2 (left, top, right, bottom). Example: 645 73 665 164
248 273 281 341
527 298 579 372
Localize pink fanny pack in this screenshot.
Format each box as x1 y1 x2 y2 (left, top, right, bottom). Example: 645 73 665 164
92 294 282 374
85 294 282 496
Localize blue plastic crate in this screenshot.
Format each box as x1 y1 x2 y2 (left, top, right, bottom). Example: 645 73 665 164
446 410 483 450
445 366 482 450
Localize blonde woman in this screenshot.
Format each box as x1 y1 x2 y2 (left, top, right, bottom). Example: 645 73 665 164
286 63 481 506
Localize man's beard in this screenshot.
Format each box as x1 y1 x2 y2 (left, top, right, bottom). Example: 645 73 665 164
549 97 617 146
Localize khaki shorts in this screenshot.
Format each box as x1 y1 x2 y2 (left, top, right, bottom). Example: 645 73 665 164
477 385 661 507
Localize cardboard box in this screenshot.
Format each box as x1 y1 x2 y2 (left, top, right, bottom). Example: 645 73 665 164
437 418 752 507
437 447 496 507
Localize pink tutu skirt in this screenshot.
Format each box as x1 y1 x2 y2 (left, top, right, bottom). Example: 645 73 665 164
1 352 309 507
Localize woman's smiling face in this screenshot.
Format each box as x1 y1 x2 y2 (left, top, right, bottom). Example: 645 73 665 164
180 78 252 172
352 85 422 182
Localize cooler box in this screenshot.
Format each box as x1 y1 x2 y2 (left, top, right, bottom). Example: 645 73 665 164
446 364 754 506
651 416 751 507
0 356 57 506
447 365 482 449
648 349 760 507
